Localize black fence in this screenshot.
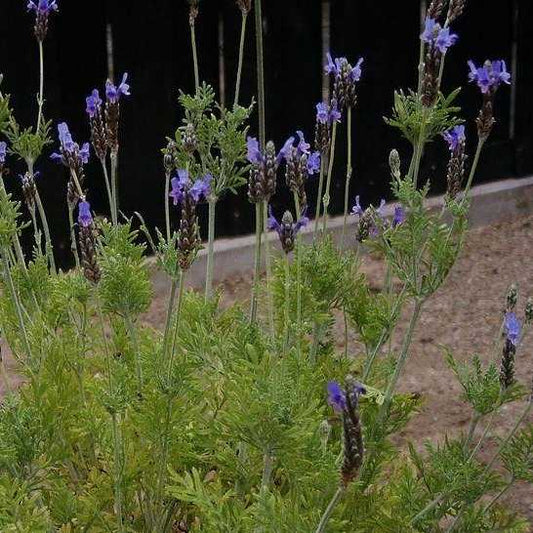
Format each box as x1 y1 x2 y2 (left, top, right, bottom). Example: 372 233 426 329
1 0 532 266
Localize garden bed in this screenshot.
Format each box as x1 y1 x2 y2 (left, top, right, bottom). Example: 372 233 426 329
143 212 533 522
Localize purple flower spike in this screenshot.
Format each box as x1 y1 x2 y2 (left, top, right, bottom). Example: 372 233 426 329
0 141 6 164
443 125 465 151
27 0 58 14
307 151 321 175
468 60 511 94
351 195 364 217
190 173 212 202
78 200 93 228
169 169 190 205
504 312 521 346
327 381 347 412
350 57 364 82
325 52 337 75
296 131 311 156
392 205 406 227
421 17 458 53
52 122 90 168
246 136 262 165
278 136 296 165
86 89 102 118
58 122 74 152
106 73 131 103
316 102 329 124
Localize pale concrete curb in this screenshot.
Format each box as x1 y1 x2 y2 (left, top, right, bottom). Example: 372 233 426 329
149 176 533 293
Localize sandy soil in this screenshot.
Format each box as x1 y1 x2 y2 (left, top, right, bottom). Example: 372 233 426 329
2 214 533 525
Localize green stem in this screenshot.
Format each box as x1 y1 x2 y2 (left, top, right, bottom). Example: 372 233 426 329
411 494 444 525
322 121 338 233
101 159 116 225
36 40 44 133
463 413 480 451
162 276 178 364
483 477 514 512
314 156 326 238
410 109 429 187
34 188 56 274
164 171 171 242
261 450 274 490
293 193 302 353
68 206 80 268
341 107 352 248
462 138 485 198
111 413 125 533
1 247 33 361
205 199 216 301
283 253 291 353
190 21 200 91
125 314 143 393
343 307 349 360
168 270 186 379
29 206 42 254
254 0 266 147
234 13 248 107
110 154 119 224
378 299 423 420
263 200 275 336
314 487 344 533
250 202 263 323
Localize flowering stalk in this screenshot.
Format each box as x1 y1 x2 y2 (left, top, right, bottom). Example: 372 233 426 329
1 246 33 361
341 107 352 248
36 40 44 132
263 200 274 334
189 2 200 91
250 202 262 322
314 156 326 237
204 197 216 301
293 192 302 353
315 487 344 533
254 0 266 147
321 121 337 233
234 7 249 106
34 184 56 273
283 252 291 352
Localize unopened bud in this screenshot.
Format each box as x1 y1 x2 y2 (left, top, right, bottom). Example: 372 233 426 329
389 149 401 180
506 283 519 312
525 297 533 325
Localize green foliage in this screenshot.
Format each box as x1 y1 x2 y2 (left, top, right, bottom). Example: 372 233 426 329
169 83 252 197
384 88 463 145
6 115 51 167
501 423 533 483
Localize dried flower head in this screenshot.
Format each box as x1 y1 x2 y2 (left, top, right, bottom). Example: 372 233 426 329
105 73 131 155
442 125 467 199
188 0 200 24
235 0 251 14
281 131 320 211
247 138 280 203
351 196 386 241
426 0 445 19
77 200 101 284
468 60 511 141
267 207 309 254
20 171 37 212
27 0 58 41
86 89 107 161
326 53 364 110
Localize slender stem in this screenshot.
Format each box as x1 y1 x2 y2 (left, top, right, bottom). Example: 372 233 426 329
322 122 338 233
34 188 56 274
483 477 514 512
164 171 171 242
411 494 444 525
234 13 248 107
29 206 42 254
410 109 429 187
250 202 263 323
101 159 116 224
262 200 274 336
361 290 406 380
314 157 326 237
111 413 125 533
162 276 178 363
378 299 423 420
125 314 143 393
463 413 480 451
36 40 44 132
341 107 352 249
283 254 291 353
110 154 119 225
254 0 266 147
462 138 485 197
190 21 200 91
0 351 11 395
1 247 33 361
293 193 302 353
68 206 80 268
261 450 274 490
205 199 216 301
314 487 344 533
168 270 186 379
343 307 349 360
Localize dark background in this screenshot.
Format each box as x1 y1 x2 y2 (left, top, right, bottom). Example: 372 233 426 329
0 0 531 266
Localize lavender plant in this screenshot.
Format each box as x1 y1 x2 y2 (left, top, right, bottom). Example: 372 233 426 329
0 1 531 532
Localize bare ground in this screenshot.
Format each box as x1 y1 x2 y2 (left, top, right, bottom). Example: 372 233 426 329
2 214 533 525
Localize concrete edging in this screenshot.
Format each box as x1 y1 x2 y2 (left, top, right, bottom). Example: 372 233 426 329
149 176 533 291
